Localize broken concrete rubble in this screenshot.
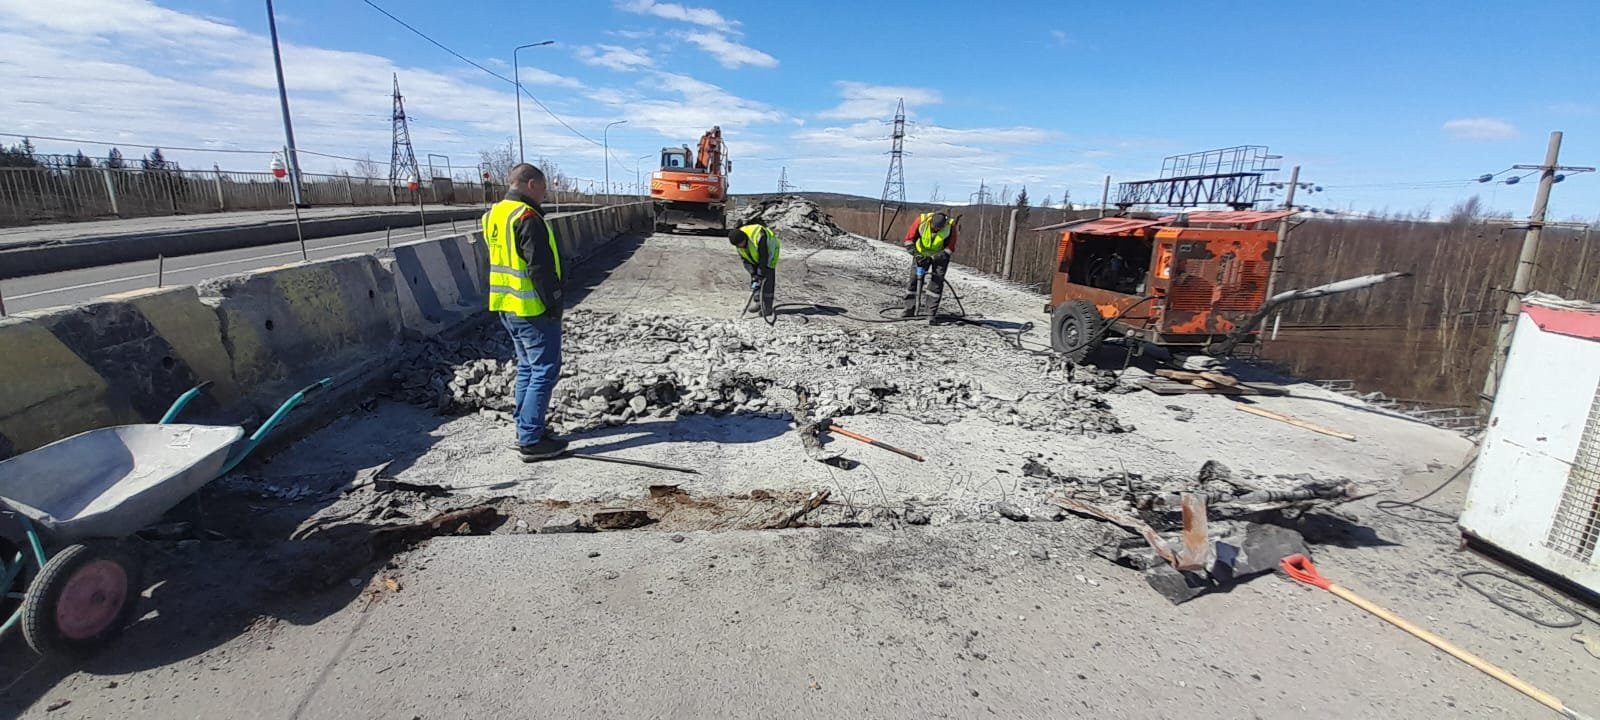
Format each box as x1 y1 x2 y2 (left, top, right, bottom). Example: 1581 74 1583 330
387 309 1130 438
1038 459 1365 603
730 196 863 250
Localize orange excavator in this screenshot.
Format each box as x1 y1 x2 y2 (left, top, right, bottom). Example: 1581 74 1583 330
649 126 730 233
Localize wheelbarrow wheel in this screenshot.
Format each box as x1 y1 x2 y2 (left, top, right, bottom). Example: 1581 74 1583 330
22 542 143 657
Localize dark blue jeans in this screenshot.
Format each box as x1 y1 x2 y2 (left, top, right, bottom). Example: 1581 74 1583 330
499 313 562 446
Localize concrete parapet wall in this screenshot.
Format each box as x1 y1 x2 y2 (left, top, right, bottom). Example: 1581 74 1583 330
0 203 651 460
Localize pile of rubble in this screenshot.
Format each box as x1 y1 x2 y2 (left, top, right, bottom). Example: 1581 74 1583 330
387 309 1130 436
732 195 864 250
1018 457 1367 603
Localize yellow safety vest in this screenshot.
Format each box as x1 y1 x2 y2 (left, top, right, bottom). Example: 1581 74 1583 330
482 199 561 317
737 224 780 268
914 213 953 257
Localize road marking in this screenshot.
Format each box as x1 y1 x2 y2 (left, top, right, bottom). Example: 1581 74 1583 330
8 230 428 301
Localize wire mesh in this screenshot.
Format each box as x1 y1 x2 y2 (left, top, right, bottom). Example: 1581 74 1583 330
1545 381 1600 562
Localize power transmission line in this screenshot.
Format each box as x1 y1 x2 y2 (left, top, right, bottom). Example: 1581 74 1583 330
360 0 601 148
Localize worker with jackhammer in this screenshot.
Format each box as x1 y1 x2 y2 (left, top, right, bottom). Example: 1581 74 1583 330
729 224 779 318
482 163 567 462
901 211 957 319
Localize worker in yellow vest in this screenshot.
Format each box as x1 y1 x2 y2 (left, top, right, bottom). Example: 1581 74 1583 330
729 224 779 318
482 163 567 461
901 211 958 319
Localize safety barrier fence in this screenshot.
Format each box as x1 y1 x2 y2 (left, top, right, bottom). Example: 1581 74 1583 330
0 165 632 227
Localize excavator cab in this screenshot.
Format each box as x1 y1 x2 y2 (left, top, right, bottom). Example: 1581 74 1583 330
660 147 691 169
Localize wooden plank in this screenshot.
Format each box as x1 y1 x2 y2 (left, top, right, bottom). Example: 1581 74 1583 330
1234 403 1358 441
1200 371 1240 387
1155 369 1205 381
1190 378 1218 390
1138 379 1290 397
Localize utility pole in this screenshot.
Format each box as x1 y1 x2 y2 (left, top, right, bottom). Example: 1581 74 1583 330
1263 164 1300 301
388 74 421 207
1099 175 1110 218
778 166 794 194
1481 130 1595 406
264 0 304 207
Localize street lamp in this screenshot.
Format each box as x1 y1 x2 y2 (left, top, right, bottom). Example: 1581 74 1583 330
265 0 304 207
513 40 555 163
636 152 654 199
603 120 628 203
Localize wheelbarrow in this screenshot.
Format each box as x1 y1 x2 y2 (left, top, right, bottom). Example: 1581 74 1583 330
0 378 330 657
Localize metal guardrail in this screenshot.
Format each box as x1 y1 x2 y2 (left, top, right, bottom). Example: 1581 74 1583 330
0 165 630 227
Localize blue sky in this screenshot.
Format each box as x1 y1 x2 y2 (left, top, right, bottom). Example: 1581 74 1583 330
2 0 1596 219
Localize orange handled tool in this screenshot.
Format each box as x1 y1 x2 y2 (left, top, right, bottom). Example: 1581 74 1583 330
1281 555 1592 720
827 425 925 462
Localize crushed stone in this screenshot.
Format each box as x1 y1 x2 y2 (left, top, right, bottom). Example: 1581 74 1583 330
731 195 866 250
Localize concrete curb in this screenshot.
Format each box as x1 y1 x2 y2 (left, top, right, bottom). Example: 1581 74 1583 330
0 202 653 461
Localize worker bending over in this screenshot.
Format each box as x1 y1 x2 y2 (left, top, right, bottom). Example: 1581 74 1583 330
482 163 567 461
902 211 957 319
729 224 780 318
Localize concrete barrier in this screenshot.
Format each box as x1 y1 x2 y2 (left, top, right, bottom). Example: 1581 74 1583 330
0 203 651 460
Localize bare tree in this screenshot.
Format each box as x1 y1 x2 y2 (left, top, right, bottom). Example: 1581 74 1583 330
479 138 517 184
928 182 942 203
353 153 383 179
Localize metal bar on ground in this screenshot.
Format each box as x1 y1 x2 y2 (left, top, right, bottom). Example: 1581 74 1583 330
564 453 699 474
827 425 925 462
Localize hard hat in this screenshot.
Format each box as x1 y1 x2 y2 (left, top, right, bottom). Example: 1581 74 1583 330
930 212 949 231
728 228 747 245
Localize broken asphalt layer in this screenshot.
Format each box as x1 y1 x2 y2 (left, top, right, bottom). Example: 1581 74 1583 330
3 224 1595 718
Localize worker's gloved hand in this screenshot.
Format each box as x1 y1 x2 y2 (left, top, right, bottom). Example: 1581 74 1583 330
750 280 760 291
916 266 928 279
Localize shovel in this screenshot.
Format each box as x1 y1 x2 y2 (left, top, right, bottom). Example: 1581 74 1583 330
1281 554 1593 720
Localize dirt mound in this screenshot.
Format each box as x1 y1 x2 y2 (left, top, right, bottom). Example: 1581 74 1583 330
732 195 865 250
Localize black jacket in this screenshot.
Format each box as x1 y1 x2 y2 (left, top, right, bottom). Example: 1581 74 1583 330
507 188 563 315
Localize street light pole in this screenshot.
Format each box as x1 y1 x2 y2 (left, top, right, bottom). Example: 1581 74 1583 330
636 153 653 199
512 40 554 164
265 0 304 207
603 120 627 204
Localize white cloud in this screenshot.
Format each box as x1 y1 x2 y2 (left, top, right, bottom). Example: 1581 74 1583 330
1050 30 1070 47
0 1 595 179
1442 117 1517 141
587 72 788 140
819 81 942 120
615 0 736 31
576 44 656 72
684 32 777 69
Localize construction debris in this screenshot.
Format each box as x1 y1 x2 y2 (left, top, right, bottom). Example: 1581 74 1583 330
388 310 1129 438
731 196 862 250
1035 459 1365 603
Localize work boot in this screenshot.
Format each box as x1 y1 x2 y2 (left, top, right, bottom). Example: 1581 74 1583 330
518 436 569 462
900 307 917 318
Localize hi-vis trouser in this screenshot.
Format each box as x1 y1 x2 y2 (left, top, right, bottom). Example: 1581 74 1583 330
482 199 561 317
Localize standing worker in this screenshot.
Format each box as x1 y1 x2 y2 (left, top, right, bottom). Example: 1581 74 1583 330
482 163 567 461
729 224 779 319
901 211 957 319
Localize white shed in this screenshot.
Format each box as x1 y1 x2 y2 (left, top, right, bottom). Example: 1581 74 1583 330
1460 294 1600 594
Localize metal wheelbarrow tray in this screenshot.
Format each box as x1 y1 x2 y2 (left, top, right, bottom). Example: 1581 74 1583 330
0 378 329 658
0 424 245 545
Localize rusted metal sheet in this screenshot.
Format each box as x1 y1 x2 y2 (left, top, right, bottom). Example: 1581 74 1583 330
1050 496 1176 567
